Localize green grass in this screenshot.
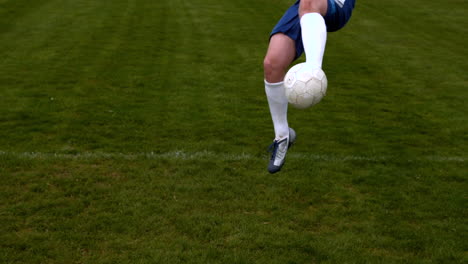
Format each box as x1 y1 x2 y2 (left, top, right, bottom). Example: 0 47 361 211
0 0 467 263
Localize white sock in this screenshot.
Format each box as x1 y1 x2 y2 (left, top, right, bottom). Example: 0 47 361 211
300 13 327 68
265 80 289 140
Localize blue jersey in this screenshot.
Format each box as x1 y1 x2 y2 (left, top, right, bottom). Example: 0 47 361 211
271 0 356 59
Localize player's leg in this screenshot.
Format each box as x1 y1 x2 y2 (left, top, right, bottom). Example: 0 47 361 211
263 33 296 140
299 0 356 67
263 33 297 173
298 0 328 69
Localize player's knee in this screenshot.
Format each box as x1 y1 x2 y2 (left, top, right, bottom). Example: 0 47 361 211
299 0 327 17
263 56 286 82
263 56 274 75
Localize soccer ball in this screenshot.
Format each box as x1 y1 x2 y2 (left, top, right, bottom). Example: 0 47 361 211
284 63 328 109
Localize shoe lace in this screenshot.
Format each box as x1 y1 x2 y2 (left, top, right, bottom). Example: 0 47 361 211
267 141 279 161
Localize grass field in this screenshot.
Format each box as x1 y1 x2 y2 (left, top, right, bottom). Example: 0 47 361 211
0 0 467 263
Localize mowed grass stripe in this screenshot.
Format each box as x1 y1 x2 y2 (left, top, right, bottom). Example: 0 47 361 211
0 150 466 163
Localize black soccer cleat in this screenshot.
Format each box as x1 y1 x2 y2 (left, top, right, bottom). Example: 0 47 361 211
267 128 296 174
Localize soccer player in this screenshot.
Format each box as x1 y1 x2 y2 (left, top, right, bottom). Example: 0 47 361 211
264 0 355 173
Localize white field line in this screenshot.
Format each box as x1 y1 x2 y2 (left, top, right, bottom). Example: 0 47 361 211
0 150 466 163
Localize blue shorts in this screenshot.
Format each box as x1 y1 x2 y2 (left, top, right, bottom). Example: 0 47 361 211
271 0 356 59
